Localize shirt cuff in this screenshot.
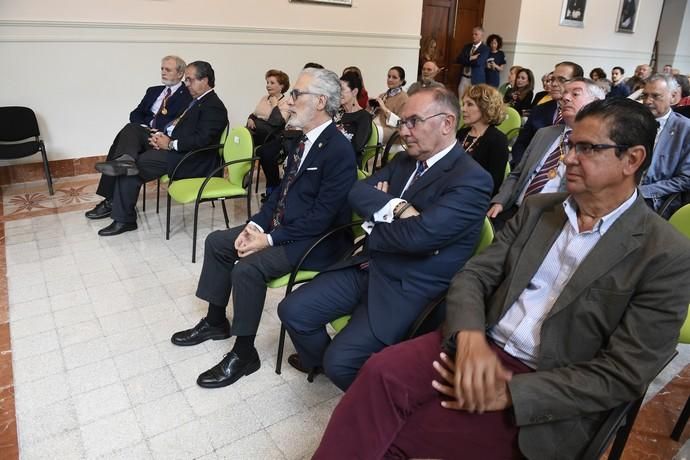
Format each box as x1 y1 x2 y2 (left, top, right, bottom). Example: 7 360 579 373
170 140 178 151
374 198 405 222
249 221 273 246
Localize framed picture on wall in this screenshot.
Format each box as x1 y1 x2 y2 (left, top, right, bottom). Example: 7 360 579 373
289 0 353 6
616 0 638 33
560 0 586 28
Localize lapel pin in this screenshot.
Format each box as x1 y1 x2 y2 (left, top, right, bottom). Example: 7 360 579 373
318 142 323 148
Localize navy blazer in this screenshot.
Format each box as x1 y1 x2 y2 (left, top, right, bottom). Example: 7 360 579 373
456 42 490 85
129 84 192 130
166 90 228 179
252 122 358 268
349 144 493 345
511 99 560 166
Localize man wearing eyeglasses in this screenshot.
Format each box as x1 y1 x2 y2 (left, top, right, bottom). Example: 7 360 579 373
85 55 192 223
313 97 690 460
510 61 584 167
639 73 690 217
488 78 604 230
277 86 493 391
90 60 228 236
171 68 357 389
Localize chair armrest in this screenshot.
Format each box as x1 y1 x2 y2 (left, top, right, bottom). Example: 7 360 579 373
285 220 365 294
169 143 224 182
657 192 681 218
193 156 260 204
381 131 401 168
405 292 446 339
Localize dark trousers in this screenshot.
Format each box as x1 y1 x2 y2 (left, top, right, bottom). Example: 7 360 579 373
195 226 293 337
96 123 151 199
277 267 386 391
313 330 532 460
256 139 283 189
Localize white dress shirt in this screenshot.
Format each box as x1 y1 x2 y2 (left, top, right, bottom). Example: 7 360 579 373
149 81 183 121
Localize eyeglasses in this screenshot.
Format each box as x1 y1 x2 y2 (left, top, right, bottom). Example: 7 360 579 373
289 89 321 100
396 112 449 129
548 76 571 85
184 76 199 84
564 141 630 156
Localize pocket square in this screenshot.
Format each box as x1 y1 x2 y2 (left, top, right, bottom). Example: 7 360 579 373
306 167 319 171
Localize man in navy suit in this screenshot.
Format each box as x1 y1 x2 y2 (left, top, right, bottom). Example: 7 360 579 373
277 87 493 391
91 61 228 236
510 61 583 167
85 55 193 221
456 26 490 97
640 73 690 217
170 68 358 389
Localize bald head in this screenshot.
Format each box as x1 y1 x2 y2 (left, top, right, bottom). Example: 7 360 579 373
421 61 440 80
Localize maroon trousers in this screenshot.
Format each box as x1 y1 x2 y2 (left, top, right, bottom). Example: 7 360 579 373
313 330 532 460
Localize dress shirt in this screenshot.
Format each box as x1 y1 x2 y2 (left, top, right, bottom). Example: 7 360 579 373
149 82 183 122
516 127 570 206
251 119 333 245
654 109 673 146
488 190 638 368
362 141 457 234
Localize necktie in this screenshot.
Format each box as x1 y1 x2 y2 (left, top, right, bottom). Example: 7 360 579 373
272 135 308 229
165 98 197 133
523 131 569 198
152 88 172 129
402 160 428 196
553 107 563 125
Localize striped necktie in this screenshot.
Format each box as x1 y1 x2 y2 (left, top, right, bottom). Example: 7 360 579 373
523 131 569 198
271 135 308 229
553 106 563 125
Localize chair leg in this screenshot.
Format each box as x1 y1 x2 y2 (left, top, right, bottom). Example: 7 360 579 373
608 398 644 460
275 325 286 374
192 199 200 263
166 193 172 240
246 192 252 221
672 395 690 441
39 141 54 195
255 160 261 193
156 178 161 214
220 199 229 228
142 182 147 213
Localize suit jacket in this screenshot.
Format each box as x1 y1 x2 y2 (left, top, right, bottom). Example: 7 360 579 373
456 42 490 85
492 124 566 209
348 144 493 345
640 111 690 215
443 193 690 459
129 84 192 130
166 90 228 179
511 99 560 166
252 122 357 268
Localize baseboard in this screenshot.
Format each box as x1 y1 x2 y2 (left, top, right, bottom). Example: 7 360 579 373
0 155 105 187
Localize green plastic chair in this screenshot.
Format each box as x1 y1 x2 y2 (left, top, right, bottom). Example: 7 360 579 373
359 121 381 173
496 105 522 143
669 204 690 238
166 126 257 262
504 162 511 180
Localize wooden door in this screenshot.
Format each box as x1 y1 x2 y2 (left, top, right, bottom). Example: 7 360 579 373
419 0 485 93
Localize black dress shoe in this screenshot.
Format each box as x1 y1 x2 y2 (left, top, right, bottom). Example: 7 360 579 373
171 318 231 347
85 199 112 219
95 154 139 177
98 221 138 236
197 350 260 388
288 353 322 376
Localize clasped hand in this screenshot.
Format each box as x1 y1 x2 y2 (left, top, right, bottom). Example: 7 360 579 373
234 224 269 258
149 132 171 150
432 330 513 413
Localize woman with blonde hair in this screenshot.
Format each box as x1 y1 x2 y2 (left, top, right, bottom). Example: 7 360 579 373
457 84 510 195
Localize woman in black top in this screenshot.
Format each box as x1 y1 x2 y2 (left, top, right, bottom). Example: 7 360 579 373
458 84 510 196
336 72 372 161
504 67 534 116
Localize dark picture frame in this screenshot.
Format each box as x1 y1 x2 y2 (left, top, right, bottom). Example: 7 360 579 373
560 0 587 28
616 0 638 33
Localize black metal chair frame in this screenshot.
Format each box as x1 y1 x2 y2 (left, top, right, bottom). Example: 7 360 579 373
378 131 402 170
165 143 258 263
0 106 54 195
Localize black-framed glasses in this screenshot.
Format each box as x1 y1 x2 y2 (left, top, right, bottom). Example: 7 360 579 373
564 141 630 156
184 76 198 84
548 76 571 85
289 89 321 100
396 112 449 129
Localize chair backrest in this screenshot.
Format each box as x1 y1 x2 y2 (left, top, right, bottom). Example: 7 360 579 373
496 106 521 141
473 217 494 256
224 126 254 186
360 121 380 171
0 106 40 141
669 204 690 238
504 162 511 180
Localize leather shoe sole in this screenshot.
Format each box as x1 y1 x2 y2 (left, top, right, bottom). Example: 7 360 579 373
197 351 261 388
171 319 231 347
287 353 322 376
95 160 140 177
98 221 138 236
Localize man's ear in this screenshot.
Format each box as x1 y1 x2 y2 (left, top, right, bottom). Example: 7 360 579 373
624 145 646 178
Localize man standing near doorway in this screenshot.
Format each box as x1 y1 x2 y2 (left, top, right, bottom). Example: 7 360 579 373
456 26 489 97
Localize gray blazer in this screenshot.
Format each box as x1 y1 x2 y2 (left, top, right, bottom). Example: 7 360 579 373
492 125 567 209
640 110 690 214
443 192 690 459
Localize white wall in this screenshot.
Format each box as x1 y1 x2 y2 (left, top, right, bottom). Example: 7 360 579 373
657 0 690 72
0 0 422 161
483 0 664 85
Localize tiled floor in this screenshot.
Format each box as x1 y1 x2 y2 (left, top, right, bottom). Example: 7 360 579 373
1 174 689 460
